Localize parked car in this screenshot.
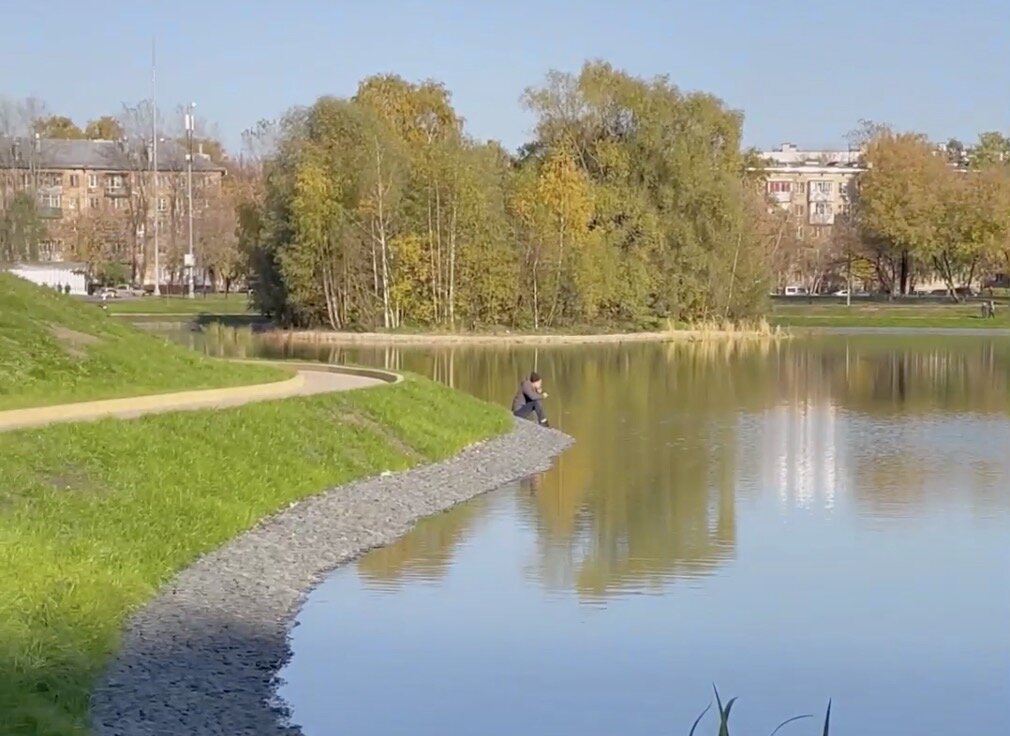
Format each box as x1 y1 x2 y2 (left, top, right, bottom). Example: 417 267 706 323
113 284 145 298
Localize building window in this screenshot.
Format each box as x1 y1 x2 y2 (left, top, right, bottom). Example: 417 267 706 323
838 182 846 194
88 174 98 190
157 174 169 187
107 174 125 191
814 202 832 216
69 174 80 187
792 204 805 216
768 180 792 193
67 198 78 211
813 181 832 195
89 196 100 209
38 193 61 208
796 182 805 193
21 173 30 187
158 197 168 212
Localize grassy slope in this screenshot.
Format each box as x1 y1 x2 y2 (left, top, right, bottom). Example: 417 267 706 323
103 293 255 316
0 377 511 735
771 301 1010 329
0 275 282 409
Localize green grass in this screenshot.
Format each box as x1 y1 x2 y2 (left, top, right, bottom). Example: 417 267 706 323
689 687 831 735
0 376 511 735
101 293 256 316
0 275 283 409
771 301 1010 329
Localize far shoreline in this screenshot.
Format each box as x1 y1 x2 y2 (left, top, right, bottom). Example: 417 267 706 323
263 327 782 347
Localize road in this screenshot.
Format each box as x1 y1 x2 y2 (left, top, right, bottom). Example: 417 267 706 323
0 368 385 432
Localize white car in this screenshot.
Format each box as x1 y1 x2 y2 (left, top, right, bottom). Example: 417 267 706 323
833 289 850 296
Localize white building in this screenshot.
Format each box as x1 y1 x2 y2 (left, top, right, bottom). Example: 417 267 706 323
5 262 88 295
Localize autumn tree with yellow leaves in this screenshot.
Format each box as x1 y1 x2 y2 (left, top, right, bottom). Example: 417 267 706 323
249 62 778 330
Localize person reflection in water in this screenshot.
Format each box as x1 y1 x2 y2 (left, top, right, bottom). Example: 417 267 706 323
525 472 543 494
511 371 549 427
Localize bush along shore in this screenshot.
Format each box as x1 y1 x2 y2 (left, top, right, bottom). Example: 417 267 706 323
0 376 523 735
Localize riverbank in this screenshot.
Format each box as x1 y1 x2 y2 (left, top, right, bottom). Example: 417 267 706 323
0 274 285 410
0 376 514 735
265 324 781 347
771 301 1010 329
89 418 570 736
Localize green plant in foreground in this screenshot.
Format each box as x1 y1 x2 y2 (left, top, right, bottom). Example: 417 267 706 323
688 686 831 736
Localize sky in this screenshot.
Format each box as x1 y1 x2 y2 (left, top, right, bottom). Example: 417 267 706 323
2 0 1008 154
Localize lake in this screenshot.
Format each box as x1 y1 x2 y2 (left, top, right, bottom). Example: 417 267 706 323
186 331 1010 735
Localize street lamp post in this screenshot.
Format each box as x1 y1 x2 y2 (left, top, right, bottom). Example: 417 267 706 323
184 102 196 299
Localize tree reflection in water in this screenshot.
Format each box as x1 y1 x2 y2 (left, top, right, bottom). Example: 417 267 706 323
188 330 1010 598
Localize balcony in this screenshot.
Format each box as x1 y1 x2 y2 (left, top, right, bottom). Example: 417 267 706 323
809 210 834 226
38 206 63 219
105 186 128 198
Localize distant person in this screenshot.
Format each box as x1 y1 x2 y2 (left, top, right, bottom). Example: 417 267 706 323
63 284 71 295
512 371 550 427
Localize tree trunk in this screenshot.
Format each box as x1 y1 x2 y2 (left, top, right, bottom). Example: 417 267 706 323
448 194 457 329
935 254 961 302
547 216 565 327
427 190 438 320
435 184 443 324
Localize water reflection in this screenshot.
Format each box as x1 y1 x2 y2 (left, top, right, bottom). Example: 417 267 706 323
192 331 1008 736
182 330 1010 598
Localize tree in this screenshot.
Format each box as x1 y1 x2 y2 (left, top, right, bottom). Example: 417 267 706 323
32 115 84 139
932 166 1010 294
969 131 1010 169
856 131 947 295
246 62 776 331
0 193 45 265
944 138 967 166
57 208 126 282
84 116 124 140
0 96 49 136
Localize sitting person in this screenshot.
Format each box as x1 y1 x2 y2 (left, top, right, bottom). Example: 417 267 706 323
511 371 549 427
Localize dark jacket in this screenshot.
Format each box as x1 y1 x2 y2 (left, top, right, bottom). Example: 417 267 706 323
511 379 543 412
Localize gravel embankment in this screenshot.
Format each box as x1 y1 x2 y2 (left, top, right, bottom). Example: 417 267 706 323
91 419 573 736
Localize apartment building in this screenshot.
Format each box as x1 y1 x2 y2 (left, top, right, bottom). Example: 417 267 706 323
759 143 865 239
0 136 225 286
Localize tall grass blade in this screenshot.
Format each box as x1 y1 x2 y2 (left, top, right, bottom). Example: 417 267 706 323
687 702 712 736
768 714 812 736
822 699 832 736
713 686 737 736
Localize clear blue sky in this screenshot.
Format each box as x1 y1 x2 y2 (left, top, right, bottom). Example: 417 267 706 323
2 0 1007 154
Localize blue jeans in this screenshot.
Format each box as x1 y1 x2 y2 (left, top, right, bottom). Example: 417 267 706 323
513 399 547 423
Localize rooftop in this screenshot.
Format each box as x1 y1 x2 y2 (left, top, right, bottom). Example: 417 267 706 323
0 137 225 173
759 142 863 167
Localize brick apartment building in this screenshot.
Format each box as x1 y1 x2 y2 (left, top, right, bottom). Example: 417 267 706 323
0 135 225 290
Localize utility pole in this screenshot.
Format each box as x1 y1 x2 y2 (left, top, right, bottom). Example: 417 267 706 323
185 102 195 299
151 40 160 296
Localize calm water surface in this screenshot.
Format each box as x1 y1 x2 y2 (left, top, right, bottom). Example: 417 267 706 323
188 332 1010 735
